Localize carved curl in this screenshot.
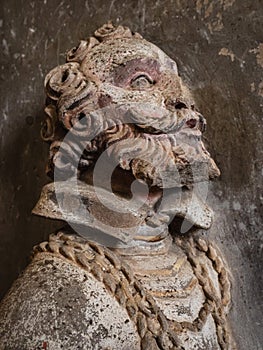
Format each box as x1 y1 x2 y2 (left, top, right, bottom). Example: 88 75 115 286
93 22 140 41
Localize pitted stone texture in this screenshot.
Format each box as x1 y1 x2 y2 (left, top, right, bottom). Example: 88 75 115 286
0 253 140 350
178 315 219 350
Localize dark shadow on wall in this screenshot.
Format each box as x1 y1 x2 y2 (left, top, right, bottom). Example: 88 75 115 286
0 106 63 301
0 1 262 349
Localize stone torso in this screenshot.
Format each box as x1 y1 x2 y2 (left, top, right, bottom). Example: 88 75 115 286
0 232 233 350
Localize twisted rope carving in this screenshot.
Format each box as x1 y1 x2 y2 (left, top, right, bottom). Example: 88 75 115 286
175 235 234 350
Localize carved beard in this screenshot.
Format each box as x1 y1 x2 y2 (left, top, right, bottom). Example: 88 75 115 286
49 102 219 190
102 121 219 189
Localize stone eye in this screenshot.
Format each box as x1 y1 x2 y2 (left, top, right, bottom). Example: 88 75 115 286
130 74 154 89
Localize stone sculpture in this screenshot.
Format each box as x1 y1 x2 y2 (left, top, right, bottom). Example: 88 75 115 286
0 23 235 350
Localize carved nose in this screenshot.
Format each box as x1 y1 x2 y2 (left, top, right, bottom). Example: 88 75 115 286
165 98 187 110
165 98 207 132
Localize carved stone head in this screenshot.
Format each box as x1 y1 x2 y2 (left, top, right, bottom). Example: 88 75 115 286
35 23 220 243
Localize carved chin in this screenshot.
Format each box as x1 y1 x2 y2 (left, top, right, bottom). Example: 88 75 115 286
106 131 220 189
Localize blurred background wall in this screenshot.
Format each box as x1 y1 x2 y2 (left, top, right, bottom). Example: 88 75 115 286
0 0 262 348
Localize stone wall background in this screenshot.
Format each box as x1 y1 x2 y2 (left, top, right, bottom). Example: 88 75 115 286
0 0 262 348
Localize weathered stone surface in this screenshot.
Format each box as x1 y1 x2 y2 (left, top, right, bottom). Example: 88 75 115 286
0 252 140 350
0 2 262 350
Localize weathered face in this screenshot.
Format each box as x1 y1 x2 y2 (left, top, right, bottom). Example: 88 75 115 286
43 24 219 191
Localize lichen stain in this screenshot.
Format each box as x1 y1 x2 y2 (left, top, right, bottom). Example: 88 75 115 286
221 0 236 10
256 43 263 68
208 13 224 32
250 43 263 68
195 0 236 33
204 2 214 19
219 48 235 62
258 81 263 97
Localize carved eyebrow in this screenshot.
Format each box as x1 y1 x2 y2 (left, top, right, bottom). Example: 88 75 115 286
111 58 161 88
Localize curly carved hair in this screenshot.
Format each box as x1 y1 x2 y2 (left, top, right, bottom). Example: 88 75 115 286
41 23 145 178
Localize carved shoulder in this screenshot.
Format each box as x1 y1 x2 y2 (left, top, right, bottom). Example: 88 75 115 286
0 235 140 350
